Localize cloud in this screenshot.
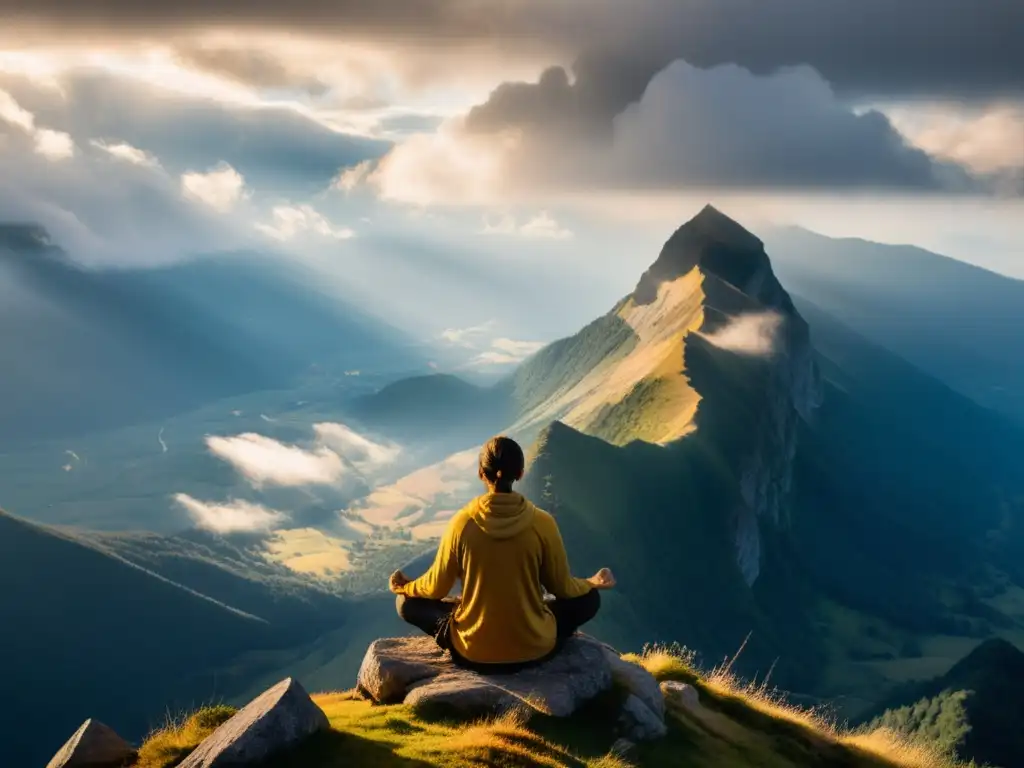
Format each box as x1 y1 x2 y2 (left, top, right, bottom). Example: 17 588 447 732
174 44 329 95
255 204 355 241
0 87 73 160
313 422 400 471
468 337 546 367
0 89 246 265
1 69 389 193
90 139 161 168
4 1 1019 100
181 162 247 212
481 211 573 239
702 311 784 357
206 433 346 487
371 60 978 205
173 493 286 534
334 160 376 193
440 320 496 347
0 88 33 130
33 127 74 159
879 102 1024 187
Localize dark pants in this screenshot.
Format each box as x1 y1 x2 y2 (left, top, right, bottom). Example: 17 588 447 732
395 590 601 674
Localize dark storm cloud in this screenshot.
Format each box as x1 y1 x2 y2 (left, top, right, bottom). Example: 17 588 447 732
2 0 1018 98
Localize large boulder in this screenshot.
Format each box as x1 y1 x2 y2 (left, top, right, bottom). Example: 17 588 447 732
359 635 618 718
179 678 328 768
46 719 136 768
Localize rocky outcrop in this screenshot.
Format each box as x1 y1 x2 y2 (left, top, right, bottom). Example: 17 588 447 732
358 635 668 741
178 678 328 768
661 681 703 716
45 719 136 768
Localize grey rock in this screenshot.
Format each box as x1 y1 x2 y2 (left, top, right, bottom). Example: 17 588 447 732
601 649 665 721
46 719 136 768
661 681 702 714
179 678 328 768
359 635 613 717
619 694 668 741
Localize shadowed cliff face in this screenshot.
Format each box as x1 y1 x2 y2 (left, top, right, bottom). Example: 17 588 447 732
522 205 822 584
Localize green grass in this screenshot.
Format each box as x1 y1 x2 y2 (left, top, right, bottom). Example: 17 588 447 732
134 648 970 768
135 705 237 768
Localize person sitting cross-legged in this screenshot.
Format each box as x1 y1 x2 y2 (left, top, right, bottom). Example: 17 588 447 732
390 435 616 674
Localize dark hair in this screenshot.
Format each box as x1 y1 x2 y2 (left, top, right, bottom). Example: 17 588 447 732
479 435 525 493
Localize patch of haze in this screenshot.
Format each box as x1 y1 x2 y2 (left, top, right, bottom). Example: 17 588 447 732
205 432 345 487
173 493 286 534
702 311 784 356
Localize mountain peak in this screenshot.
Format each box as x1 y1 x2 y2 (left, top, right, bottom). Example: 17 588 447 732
632 205 767 304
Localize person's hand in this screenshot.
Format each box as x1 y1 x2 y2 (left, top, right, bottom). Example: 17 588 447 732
588 567 617 590
389 570 411 594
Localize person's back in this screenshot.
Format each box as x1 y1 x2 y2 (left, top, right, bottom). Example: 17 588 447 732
391 435 615 670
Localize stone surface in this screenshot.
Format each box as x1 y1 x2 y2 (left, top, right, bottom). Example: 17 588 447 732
661 681 702 715
601 648 666 722
619 694 669 741
359 635 615 717
610 737 636 759
179 678 328 768
46 719 136 768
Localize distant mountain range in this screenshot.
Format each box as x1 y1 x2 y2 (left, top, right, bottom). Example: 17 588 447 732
8 209 1024 767
764 226 1024 424
0 223 419 444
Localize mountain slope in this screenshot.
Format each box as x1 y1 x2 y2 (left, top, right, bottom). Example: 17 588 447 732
863 639 1024 767
0 224 417 443
763 225 1024 423
517 208 1024 705
0 509 364 767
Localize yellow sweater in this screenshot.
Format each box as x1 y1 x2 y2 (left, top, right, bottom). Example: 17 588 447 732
399 492 593 664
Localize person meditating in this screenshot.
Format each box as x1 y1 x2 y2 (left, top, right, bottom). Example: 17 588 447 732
390 435 616 673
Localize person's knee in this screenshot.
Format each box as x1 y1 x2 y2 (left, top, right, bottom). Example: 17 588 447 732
395 594 409 621
583 587 601 621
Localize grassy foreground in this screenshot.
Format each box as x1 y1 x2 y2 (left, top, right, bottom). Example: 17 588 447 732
136 647 972 768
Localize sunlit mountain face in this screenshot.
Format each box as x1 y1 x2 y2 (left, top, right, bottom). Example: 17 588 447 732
1 3 1023 767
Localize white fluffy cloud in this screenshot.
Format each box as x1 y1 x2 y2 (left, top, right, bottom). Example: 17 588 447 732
469 337 546 366
440 320 496 347
702 311 783 357
313 422 400 471
0 88 74 160
206 433 346 487
481 211 572 239
255 204 355 241
173 493 286 534
33 128 75 160
0 89 34 130
91 139 161 168
181 162 247 212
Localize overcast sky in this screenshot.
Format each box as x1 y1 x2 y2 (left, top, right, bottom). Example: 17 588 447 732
0 0 1020 342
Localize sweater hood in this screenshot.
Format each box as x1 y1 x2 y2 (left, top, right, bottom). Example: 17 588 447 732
467 492 536 539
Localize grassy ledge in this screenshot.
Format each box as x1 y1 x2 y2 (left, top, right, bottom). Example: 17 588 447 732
133 646 974 768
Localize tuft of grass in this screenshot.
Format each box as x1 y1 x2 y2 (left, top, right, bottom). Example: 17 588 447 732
624 642 975 768
624 642 698 684
135 704 237 768
842 727 970 768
